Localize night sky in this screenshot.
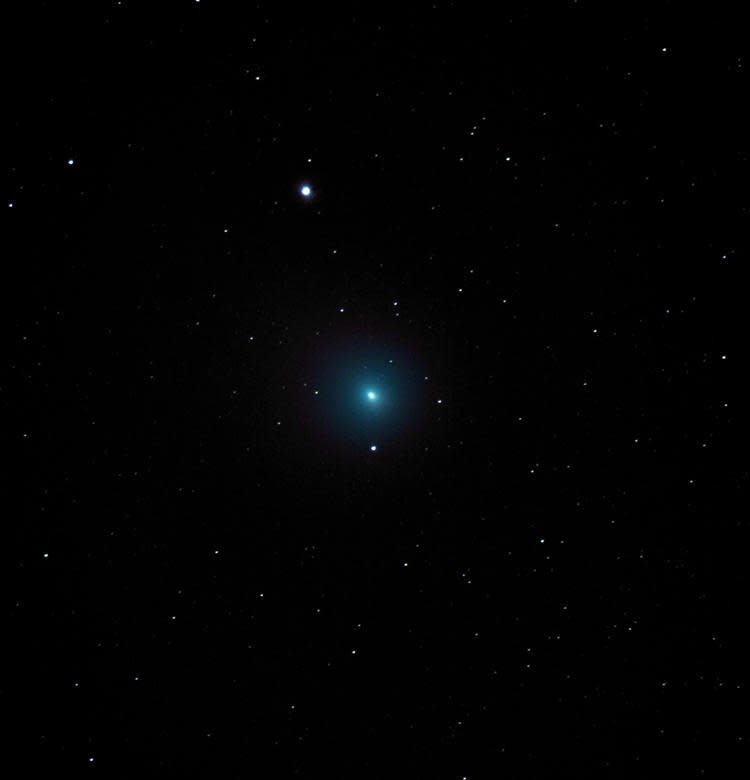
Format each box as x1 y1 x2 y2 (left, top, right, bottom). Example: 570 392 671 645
7 2 749 776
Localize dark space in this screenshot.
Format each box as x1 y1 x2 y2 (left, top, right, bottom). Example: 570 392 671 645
6 2 748 776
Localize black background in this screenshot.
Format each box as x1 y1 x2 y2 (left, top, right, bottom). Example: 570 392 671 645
6 1 748 776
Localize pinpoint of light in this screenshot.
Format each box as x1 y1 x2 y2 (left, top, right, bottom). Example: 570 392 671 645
367 391 376 400
300 185 311 197
67 159 75 166
370 445 377 452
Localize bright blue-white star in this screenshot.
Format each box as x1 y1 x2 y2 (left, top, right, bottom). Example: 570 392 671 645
300 185 312 197
367 391 377 401
370 445 377 451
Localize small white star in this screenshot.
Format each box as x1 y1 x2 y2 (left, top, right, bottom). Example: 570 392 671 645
300 185 312 197
67 159 75 166
370 445 377 452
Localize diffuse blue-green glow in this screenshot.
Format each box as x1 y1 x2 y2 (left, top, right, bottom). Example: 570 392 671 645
303 336 430 453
